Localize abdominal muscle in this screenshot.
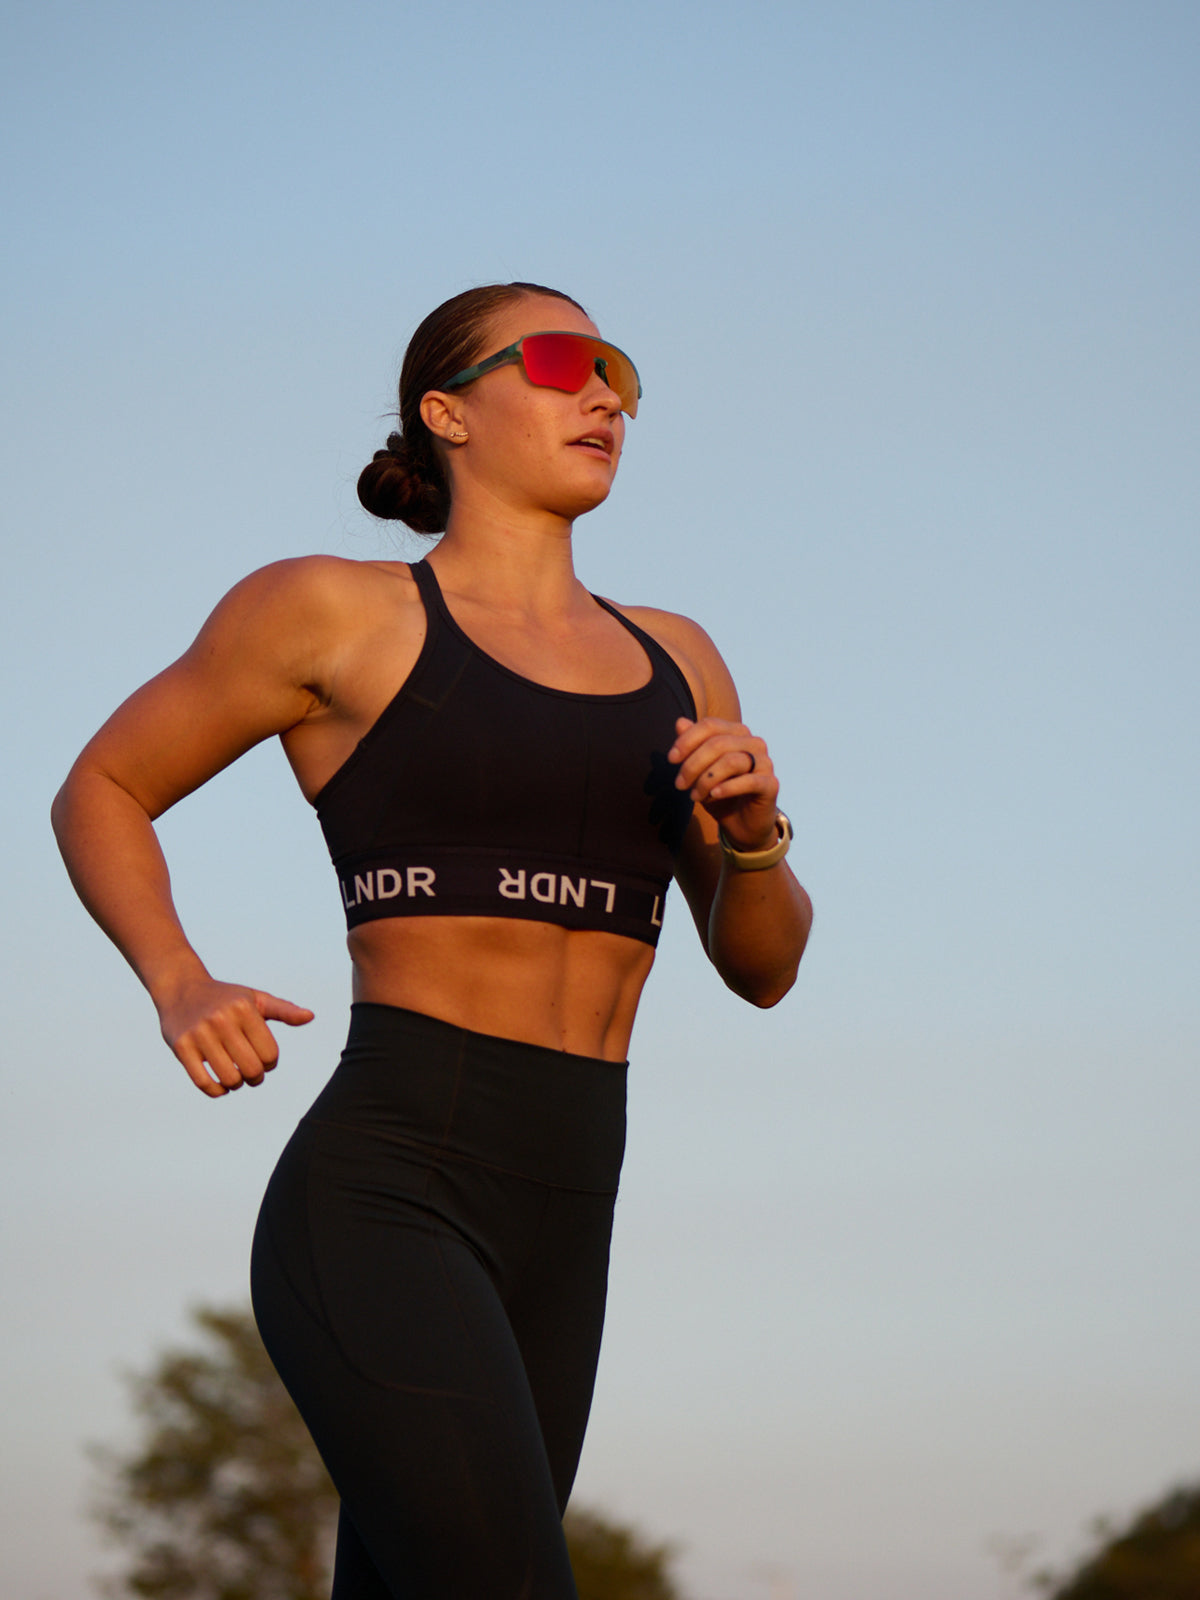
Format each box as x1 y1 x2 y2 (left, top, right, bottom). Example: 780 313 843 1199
347 916 657 1061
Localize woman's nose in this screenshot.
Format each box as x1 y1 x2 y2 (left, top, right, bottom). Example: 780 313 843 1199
586 362 623 413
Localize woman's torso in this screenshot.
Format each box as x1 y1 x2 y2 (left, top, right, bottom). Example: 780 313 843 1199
279 558 699 1059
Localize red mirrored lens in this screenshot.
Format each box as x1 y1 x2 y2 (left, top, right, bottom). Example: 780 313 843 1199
521 334 639 417
521 333 594 392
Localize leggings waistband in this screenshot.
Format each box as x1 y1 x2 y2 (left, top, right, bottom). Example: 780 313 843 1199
303 1003 628 1193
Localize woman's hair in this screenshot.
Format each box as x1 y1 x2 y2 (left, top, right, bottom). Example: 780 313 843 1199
357 281 587 533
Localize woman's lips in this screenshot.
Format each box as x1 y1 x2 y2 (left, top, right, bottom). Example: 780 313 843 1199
569 431 614 457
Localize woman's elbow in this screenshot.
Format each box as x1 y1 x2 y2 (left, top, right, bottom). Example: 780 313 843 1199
722 961 800 1009
50 775 75 846
51 760 115 855
716 898 812 1008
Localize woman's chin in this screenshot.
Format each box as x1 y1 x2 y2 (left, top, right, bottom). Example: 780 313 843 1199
553 474 617 522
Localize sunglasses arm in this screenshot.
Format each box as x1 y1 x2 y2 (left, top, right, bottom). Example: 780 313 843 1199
442 341 524 393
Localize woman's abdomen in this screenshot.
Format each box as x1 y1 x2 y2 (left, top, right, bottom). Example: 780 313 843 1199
347 915 655 1060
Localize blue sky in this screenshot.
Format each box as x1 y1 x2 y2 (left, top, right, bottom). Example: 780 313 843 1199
3 4 1198 1598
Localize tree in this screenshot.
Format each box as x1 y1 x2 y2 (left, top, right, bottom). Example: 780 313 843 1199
1035 1482 1200 1599
92 1306 339 1600
93 1304 683 1600
563 1507 681 1600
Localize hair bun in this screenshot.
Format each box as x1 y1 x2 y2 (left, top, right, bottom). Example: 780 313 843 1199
356 431 447 532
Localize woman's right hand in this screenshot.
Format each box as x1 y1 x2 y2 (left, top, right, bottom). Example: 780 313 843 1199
157 977 314 1098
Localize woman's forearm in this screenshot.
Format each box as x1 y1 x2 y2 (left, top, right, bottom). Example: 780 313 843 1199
51 764 210 1007
54 762 313 1096
706 859 812 1007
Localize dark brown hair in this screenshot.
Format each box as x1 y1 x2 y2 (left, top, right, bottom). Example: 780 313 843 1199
356 282 587 533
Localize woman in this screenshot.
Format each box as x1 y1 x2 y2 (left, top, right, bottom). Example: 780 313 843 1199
52 281 812 1599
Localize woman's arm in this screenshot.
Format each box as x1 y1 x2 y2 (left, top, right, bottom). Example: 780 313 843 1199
637 610 812 1006
671 711 812 1006
50 560 341 1095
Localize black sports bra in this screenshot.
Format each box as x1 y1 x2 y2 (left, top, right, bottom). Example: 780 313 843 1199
314 560 696 946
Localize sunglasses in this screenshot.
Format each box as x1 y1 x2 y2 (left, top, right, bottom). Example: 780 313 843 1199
442 331 642 418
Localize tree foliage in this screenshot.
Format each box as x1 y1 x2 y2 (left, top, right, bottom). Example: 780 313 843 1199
1036 1483 1200 1600
563 1506 681 1600
93 1304 683 1600
93 1306 339 1600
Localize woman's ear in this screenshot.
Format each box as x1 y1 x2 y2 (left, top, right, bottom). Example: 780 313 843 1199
420 391 467 445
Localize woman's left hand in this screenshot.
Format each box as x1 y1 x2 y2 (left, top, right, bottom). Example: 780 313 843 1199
669 716 781 852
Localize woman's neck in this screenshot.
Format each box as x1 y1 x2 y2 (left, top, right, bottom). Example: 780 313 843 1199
428 514 589 619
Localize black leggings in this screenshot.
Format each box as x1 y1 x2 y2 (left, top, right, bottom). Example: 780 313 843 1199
250 1003 627 1600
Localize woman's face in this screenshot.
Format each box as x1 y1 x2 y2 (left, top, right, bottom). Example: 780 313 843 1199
432 294 628 526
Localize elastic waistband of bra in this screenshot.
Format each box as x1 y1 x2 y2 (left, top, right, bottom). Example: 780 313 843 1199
332 846 671 945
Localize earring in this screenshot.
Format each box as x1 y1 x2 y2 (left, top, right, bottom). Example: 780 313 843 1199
448 431 467 443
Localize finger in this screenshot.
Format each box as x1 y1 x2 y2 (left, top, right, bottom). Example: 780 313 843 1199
670 719 755 765
675 734 767 793
673 716 695 739
707 758 780 806
216 1031 269 1086
230 994 315 1084
234 1006 286 1079
669 716 739 765
704 774 779 811
194 1030 250 1091
255 992 315 1027
219 1002 293 1085
709 749 760 787
177 997 263 1087
686 750 767 800
173 1035 231 1098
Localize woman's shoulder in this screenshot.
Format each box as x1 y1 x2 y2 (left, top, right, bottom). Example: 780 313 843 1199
180 558 427 702
222 553 416 605
206 554 421 635
612 601 716 651
604 601 737 720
